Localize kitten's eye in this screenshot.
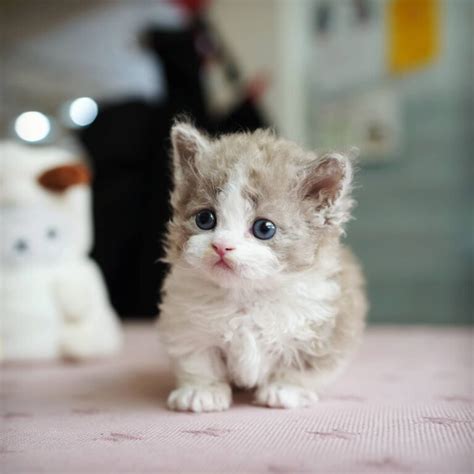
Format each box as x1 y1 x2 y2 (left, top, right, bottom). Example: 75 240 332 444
195 209 216 230
252 219 276 240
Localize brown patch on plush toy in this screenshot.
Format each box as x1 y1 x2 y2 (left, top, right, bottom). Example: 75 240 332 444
38 163 91 193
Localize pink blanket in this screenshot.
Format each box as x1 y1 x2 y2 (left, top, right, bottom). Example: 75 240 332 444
2 324 472 473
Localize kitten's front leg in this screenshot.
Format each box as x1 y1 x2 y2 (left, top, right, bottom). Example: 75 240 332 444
255 367 319 409
168 348 231 413
227 327 262 389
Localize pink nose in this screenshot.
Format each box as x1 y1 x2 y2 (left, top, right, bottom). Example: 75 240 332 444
212 243 235 257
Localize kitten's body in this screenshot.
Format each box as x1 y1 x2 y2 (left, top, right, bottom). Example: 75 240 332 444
158 125 367 411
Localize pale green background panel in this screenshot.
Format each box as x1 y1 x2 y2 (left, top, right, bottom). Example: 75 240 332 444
342 1 473 323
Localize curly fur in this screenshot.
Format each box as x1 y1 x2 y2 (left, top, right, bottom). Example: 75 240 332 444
158 123 367 411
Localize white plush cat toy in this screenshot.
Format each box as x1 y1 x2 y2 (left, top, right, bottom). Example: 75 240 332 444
0 141 122 361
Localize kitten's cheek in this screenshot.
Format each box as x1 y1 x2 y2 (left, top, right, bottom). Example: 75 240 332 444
184 248 206 267
240 254 281 280
183 237 214 268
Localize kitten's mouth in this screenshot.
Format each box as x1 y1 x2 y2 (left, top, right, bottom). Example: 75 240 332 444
213 258 234 271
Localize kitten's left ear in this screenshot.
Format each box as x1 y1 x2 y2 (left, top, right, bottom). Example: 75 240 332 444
171 122 209 177
300 152 353 218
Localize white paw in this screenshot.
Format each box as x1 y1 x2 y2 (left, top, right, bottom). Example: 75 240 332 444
255 384 318 409
61 332 99 359
167 384 232 412
60 330 121 359
229 364 260 389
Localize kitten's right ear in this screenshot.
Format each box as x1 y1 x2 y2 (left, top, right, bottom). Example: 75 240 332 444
171 122 209 176
299 152 355 227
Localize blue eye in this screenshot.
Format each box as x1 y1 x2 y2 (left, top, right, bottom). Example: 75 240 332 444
252 219 276 240
195 209 216 230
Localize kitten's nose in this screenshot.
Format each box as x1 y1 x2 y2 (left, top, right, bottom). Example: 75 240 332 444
212 243 235 257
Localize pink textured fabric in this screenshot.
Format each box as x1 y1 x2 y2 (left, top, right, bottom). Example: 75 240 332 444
1 324 473 473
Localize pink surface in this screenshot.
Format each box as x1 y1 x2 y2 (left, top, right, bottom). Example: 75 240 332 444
1 324 473 473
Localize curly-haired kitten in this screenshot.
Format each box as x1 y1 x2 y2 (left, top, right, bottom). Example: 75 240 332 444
158 123 367 412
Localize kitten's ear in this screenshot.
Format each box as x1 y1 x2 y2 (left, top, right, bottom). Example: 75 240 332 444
301 152 353 210
171 122 209 176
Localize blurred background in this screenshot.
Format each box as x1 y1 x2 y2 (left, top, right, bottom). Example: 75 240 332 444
1 0 472 324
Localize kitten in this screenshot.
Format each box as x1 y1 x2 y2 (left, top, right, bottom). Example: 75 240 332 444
157 122 367 412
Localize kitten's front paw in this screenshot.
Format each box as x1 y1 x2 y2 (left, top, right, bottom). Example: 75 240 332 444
230 364 260 389
167 384 231 412
255 384 318 409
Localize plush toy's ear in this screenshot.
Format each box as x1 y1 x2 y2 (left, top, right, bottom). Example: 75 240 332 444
301 152 353 210
38 163 91 193
171 122 209 178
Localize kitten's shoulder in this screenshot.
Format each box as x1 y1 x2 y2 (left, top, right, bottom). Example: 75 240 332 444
334 244 368 342
338 245 366 290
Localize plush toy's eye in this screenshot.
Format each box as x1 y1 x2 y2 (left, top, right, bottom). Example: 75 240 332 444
252 219 276 240
46 228 58 239
14 239 28 252
195 209 216 230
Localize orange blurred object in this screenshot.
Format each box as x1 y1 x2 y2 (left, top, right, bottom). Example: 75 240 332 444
388 0 440 74
38 164 91 193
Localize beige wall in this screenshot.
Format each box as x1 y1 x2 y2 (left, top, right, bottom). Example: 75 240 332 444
210 0 311 144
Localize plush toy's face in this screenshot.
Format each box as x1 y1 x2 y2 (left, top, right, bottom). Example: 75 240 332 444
0 206 72 267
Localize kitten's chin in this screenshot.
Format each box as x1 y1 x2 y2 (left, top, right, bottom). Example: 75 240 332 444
185 261 248 289
183 255 279 289
206 263 243 288
204 262 278 290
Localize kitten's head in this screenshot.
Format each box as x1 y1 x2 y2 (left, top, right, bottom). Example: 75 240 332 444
166 122 355 288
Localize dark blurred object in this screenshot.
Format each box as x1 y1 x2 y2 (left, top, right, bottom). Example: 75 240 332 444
79 15 268 318
354 0 371 23
175 0 211 14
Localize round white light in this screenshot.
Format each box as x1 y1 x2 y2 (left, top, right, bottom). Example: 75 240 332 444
14 111 51 142
69 97 98 127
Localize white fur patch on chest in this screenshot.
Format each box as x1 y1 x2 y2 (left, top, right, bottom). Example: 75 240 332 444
161 266 341 386
222 277 339 384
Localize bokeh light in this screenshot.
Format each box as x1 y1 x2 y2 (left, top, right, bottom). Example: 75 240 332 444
68 97 98 127
14 111 51 142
